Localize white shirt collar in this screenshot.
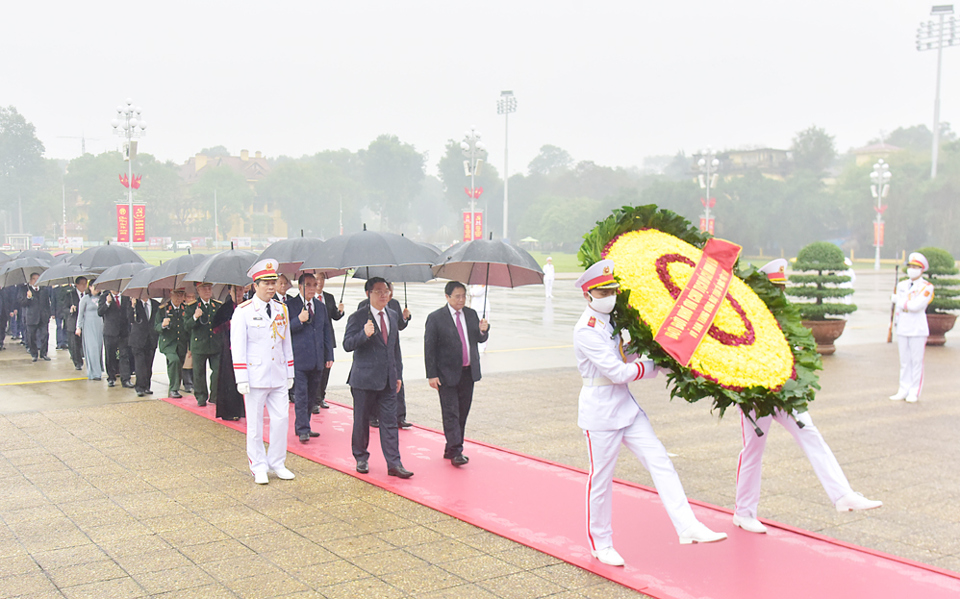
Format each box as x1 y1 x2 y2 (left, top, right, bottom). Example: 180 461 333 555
447 304 463 320
370 305 388 333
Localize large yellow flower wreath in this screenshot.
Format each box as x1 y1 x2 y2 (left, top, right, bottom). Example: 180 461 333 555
605 229 794 391
579 205 821 418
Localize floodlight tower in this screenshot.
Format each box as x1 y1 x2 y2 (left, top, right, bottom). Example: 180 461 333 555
916 5 958 179
497 91 517 240
110 98 147 245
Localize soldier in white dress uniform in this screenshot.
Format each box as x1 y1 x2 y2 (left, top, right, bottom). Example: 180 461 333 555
890 252 935 403
730 260 883 535
231 259 296 485
574 259 726 567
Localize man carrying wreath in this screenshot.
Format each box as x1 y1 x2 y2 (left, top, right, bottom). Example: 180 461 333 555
574 259 726 568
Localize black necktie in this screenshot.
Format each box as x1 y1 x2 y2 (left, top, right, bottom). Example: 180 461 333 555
266 303 271 317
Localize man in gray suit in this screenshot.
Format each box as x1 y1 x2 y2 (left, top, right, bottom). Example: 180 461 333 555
343 277 412 479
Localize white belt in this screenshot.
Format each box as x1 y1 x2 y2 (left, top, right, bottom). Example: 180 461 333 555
582 376 613 387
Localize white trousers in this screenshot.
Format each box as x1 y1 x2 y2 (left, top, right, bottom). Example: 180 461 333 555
583 413 697 551
544 277 555 298
734 409 852 519
897 335 926 398
244 386 289 475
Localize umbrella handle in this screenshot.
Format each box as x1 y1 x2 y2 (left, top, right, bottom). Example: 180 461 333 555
483 263 490 320
340 271 348 303
404 282 408 308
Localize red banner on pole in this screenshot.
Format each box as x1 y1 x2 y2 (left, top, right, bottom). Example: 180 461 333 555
132 204 146 243
463 210 473 242
473 210 483 240
699 217 715 234
654 238 742 367
116 205 130 243
874 221 884 247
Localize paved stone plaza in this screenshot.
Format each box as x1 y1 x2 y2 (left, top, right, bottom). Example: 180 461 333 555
1 271 958 598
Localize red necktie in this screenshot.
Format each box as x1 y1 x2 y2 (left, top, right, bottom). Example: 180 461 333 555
307 300 314 320
456 311 469 367
379 311 388 344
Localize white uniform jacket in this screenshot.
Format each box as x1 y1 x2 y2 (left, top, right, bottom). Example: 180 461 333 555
574 307 659 431
894 278 934 337
231 296 294 388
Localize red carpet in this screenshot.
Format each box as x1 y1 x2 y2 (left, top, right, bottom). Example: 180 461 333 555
163 395 960 599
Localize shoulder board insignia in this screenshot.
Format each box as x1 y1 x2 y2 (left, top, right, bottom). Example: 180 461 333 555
238 299 253 308
185 300 197 306
587 316 597 328
212 299 222 306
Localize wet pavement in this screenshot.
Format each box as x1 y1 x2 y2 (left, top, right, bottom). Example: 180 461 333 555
1 269 958 598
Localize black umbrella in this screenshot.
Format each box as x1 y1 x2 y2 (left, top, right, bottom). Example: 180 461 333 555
182 249 259 287
301 229 436 302
260 237 326 276
73 244 146 273
351 242 440 305
93 262 151 294
14 249 55 262
37 263 96 287
121 266 162 302
51 252 78 265
431 240 544 318
0 251 10 266
0 257 51 287
147 253 211 294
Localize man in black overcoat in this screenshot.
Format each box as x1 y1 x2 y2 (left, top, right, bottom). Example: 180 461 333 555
19 273 52 361
98 290 133 388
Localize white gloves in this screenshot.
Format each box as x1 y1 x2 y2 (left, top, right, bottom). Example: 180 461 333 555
891 294 898 304
287 378 294 390
237 382 250 395
620 328 632 345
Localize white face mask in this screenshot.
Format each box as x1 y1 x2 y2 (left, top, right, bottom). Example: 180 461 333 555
907 267 922 280
589 294 617 314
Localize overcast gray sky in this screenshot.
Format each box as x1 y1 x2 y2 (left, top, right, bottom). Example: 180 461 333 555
4 1 954 176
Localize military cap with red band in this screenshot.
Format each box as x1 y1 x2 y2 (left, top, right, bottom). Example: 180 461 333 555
575 259 620 292
247 259 279 281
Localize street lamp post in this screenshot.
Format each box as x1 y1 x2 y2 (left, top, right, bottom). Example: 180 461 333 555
916 5 958 179
497 91 517 241
697 149 720 234
110 98 147 246
460 127 485 241
871 159 892 271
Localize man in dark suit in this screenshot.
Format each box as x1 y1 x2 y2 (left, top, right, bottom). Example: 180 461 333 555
60 277 87 370
357 282 412 428
289 273 334 443
316 272 344 411
343 277 412 479
0 284 7 350
424 280 490 466
98 290 133 387
127 297 160 397
183 282 221 407
19 273 52 362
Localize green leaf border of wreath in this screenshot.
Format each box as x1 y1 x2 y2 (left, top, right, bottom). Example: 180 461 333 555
578 204 822 419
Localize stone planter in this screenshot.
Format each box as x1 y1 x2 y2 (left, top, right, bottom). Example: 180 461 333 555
926 313 957 346
802 318 847 355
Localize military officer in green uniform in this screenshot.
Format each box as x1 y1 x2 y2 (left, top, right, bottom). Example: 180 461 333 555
184 282 222 407
156 288 189 398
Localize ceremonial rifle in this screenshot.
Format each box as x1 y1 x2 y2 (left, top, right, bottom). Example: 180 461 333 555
887 264 899 343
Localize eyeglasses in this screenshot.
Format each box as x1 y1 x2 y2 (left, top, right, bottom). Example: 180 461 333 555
370 289 391 296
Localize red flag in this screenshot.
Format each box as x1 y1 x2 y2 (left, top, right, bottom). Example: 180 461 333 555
119 174 129 188
132 174 142 190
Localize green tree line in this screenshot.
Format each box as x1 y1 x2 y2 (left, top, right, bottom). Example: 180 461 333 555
3 103 959 257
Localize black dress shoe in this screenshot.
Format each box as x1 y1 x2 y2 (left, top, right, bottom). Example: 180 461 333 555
41 356 51 361
309 431 319 437
144 389 153 395
319 399 329 409
75 366 82 370
136 391 145 397
121 382 135 389
197 400 207 407
452 455 470 467
398 420 412 429
32 357 37 362
183 386 194 393
170 391 182 399
356 460 369 474
387 466 414 479
299 433 309 443
311 405 320 414
370 419 379 427
108 380 115 387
